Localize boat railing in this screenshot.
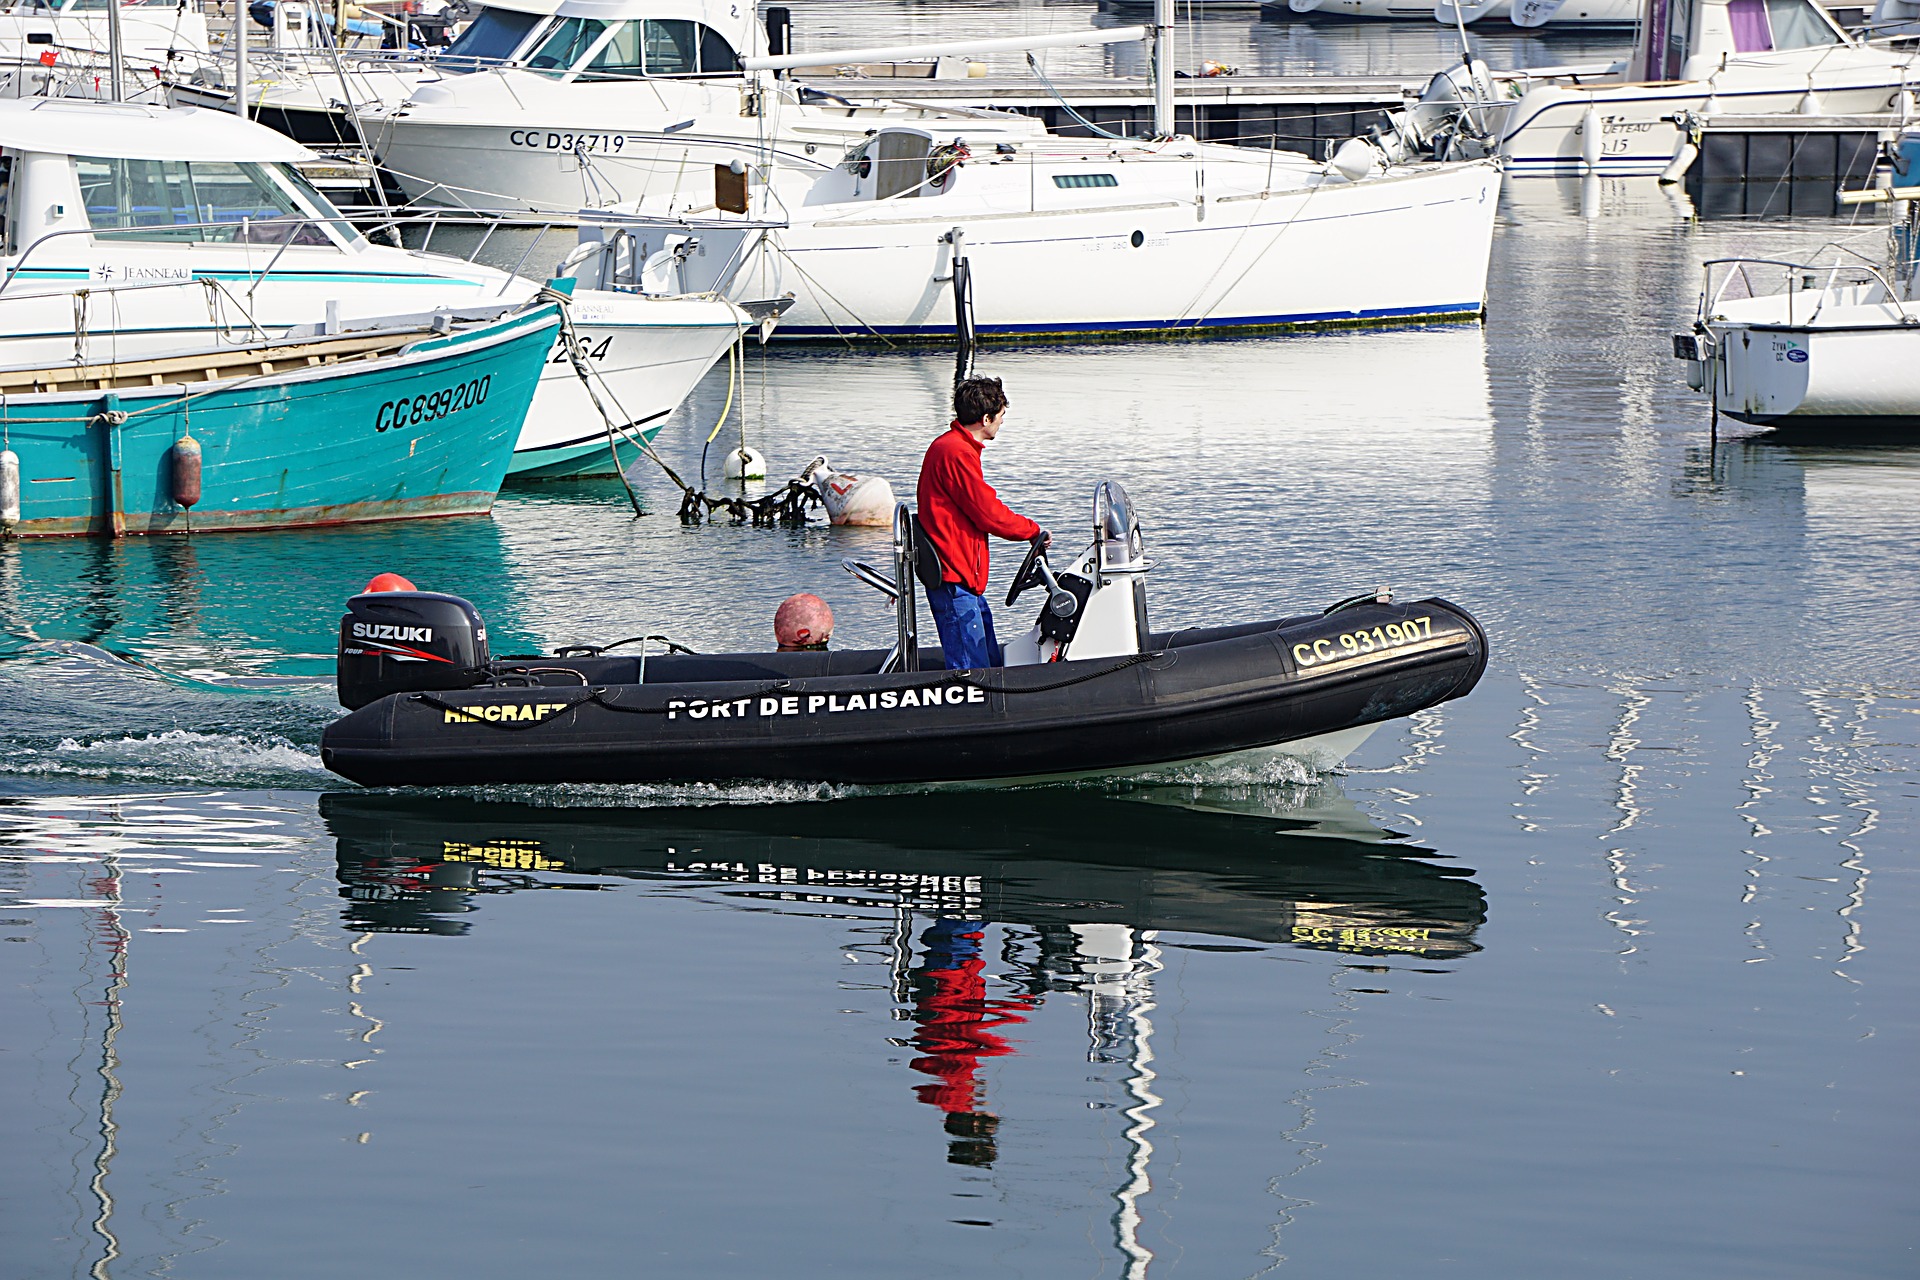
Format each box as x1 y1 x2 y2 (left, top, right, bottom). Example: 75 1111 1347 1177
1700 252 1903 327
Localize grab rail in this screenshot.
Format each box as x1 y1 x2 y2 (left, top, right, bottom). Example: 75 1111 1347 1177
1699 253 1902 329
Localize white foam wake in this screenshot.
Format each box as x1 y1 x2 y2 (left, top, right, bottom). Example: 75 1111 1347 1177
0 729 329 786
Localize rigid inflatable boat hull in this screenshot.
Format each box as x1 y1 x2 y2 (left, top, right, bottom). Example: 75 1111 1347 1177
321 599 1487 789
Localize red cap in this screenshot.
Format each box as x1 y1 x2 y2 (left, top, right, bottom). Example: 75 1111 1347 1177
774 593 834 648
364 573 418 593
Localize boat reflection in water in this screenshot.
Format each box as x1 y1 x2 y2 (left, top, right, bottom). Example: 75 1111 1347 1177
324 786 1485 1197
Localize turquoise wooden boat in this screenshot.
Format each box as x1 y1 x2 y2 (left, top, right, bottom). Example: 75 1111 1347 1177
0 303 558 538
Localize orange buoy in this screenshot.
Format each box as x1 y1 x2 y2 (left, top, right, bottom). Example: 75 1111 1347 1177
364 573 418 593
774 593 834 650
170 434 202 510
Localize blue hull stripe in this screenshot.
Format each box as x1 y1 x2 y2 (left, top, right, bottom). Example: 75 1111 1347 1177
773 301 1484 340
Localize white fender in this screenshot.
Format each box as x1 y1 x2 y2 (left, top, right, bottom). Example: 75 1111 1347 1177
1580 106 1602 170
1328 137 1382 182
801 456 896 526
1288 0 1325 13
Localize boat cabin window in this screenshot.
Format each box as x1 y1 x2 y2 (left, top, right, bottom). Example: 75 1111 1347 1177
636 19 740 76
437 6 545 69
525 16 609 75
1728 0 1843 51
1053 174 1118 189
74 157 346 247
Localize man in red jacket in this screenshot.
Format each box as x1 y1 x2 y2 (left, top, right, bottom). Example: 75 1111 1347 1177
916 376 1048 670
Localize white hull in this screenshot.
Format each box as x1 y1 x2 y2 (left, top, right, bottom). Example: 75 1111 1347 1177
1277 0 1637 23
1704 291 1920 432
365 69 1045 213
619 150 1501 339
1497 50 1917 175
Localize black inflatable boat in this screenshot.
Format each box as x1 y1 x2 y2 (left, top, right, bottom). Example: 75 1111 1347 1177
319 483 1488 788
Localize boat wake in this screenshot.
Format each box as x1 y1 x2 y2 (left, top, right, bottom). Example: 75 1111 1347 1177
0 729 330 788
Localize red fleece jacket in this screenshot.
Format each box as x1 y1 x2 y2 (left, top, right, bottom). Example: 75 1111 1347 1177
916 423 1040 596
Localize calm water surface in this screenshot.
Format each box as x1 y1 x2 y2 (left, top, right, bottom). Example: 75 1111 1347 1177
2 21 1916 1272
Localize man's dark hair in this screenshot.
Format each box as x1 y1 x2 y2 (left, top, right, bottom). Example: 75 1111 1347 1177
953 376 1008 426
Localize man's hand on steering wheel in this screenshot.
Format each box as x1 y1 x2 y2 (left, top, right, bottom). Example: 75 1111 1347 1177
1006 530 1052 607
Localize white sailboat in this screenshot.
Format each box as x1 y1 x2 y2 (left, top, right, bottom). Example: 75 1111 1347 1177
0 97 748 478
569 4 1501 343
1677 134 1920 438
582 123 1500 340
1 0 212 103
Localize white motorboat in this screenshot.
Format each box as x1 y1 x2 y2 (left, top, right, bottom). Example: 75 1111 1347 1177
1676 138 1920 438
1475 0 1920 174
0 97 748 478
574 109 1501 341
361 0 1077 213
1 0 211 101
1271 0 1639 25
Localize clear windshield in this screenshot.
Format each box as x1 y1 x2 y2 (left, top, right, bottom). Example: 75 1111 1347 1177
438 7 544 70
525 16 610 76
75 156 355 248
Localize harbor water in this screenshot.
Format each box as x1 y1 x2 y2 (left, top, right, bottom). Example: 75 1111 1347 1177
4 11 1917 1276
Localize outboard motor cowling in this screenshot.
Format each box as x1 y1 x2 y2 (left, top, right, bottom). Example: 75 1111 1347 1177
337 591 490 710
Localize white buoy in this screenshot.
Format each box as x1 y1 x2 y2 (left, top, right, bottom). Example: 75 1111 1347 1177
1580 106 1602 171
0 448 18 534
723 446 767 480
1797 88 1824 116
801 456 896 526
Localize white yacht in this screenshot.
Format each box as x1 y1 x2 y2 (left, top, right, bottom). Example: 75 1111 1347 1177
1677 140 1920 438
0 97 747 478
580 113 1502 340
361 0 1055 213
1480 0 1920 174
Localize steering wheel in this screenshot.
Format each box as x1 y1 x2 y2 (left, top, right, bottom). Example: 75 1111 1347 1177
1006 535 1049 608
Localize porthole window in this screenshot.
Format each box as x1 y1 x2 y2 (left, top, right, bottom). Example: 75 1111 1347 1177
1129 230 1145 248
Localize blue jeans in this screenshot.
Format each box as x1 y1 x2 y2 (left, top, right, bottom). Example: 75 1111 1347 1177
926 583 1000 670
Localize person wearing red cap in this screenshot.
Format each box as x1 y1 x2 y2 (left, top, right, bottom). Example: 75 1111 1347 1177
916 376 1048 670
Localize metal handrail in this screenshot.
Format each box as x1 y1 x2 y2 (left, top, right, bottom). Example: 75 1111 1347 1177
1700 253 1899 328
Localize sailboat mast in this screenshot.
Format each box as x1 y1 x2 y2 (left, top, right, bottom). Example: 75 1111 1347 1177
1152 0 1173 138
236 2 251 121
104 0 126 103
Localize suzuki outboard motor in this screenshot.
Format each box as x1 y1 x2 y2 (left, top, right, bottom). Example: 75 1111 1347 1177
337 591 490 710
